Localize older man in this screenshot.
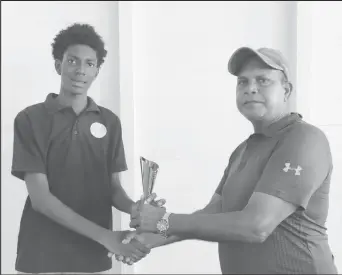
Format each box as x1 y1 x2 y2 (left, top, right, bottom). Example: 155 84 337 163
130 47 338 274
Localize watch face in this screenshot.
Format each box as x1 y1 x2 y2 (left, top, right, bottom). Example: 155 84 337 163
157 220 168 231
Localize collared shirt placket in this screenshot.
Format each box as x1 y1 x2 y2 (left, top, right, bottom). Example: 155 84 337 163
73 118 79 136
72 113 83 139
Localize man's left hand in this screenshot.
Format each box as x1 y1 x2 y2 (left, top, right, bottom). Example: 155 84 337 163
130 204 166 234
130 193 166 221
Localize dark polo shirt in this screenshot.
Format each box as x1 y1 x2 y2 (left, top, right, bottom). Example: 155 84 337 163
215 113 337 274
11 93 127 273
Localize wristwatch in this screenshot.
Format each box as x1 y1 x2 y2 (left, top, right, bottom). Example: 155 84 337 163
156 212 171 237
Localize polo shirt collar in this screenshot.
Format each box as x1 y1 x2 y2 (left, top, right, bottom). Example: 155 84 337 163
44 93 100 114
248 112 302 139
263 112 302 137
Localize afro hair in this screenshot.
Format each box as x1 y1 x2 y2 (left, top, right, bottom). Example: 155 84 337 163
51 23 107 68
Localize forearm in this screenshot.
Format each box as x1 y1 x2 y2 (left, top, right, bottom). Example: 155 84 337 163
153 200 222 248
35 194 109 247
193 199 222 215
149 235 182 248
110 174 135 214
168 212 264 243
111 188 135 215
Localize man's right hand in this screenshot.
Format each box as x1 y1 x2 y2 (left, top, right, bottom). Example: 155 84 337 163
109 194 166 265
101 230 150 263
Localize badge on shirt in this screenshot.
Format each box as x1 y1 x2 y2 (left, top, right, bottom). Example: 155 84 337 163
90 122 107 138
283 162 302 176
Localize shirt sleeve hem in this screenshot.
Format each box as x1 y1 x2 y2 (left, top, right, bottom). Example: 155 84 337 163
11 167 46 181
254 188 307 210
111 166 128 173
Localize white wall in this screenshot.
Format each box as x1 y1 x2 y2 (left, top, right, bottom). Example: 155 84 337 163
1 1 122 274
119 1 298 273
297 2 342 271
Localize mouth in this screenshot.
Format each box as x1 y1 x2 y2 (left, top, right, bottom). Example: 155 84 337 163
70 79 87 89
244 101 264 105
71 79 87 85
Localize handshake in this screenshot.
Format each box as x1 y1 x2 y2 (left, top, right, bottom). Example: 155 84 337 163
105 193 168 265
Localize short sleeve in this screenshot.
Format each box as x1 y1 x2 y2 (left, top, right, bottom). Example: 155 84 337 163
110 117 128 173
11 111 46 180
254 126 331 210
215 164 231 195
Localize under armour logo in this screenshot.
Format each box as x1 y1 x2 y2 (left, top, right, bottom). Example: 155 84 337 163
283 162 302 176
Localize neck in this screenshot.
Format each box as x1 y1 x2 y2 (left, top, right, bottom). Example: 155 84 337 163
58 89 88 115
252 111 289 134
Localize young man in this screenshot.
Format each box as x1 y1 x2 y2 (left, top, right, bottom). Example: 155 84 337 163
131 47 338 274
11 23 151 274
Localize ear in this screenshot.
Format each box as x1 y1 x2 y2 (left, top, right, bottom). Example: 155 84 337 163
55 60 62 75
284 81 293 102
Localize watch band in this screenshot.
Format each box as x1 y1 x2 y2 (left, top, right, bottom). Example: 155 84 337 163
157 212 172 237
162 212 171 221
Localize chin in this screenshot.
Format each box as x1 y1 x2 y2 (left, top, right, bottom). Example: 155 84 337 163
243 111 266 121
70 88 87 96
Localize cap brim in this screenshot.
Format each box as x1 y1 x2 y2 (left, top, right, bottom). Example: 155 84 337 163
228 47 283 75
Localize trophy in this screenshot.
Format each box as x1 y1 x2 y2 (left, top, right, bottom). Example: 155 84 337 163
108 157 160 263
139 156 159 202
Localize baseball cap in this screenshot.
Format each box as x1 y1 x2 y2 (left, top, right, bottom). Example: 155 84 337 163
228 47 290 82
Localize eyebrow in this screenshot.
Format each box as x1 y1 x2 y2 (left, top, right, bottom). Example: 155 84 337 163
67 54 97 62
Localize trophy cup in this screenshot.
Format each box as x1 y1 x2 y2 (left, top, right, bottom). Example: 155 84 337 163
108 157 160 263
139 156 159 201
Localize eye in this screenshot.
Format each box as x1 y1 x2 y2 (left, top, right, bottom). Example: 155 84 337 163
237 79 247 86
67 59 76 64
257 77 271 85
88 62 96 67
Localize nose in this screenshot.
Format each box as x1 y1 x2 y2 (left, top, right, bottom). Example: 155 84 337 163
245 80 258 94
75 64 86 75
